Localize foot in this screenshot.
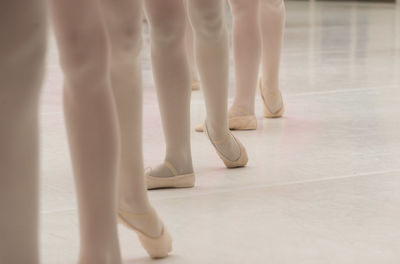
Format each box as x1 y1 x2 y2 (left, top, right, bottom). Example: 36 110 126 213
258 78 284 118
194 106 257 132
118 207 163 238
227 106 257 130
146 161 195 189
204 120 248 168
207 129 240 161
148 160 193 178
118 207 172 258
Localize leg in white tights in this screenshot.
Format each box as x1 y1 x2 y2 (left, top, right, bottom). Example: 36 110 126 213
0 1 46 263
144 0 194 178
187 0 246 164
51 1 122 262
229 0 285 120
229 0 261 116
260 0 285 115
100 0 168 238
52 0 172 261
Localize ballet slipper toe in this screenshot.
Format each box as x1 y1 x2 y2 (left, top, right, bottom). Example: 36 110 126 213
204 122 248 168
146 161 195 190
118 208 172 259
258 78 285 118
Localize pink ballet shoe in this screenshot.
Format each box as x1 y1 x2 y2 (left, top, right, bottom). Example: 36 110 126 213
194 106 257 132
258 78 285 118
203 121 248 168
118 208 172 259
146 161 195 190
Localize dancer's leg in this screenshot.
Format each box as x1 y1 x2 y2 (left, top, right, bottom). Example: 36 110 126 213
100 0 163 236
0 1 46 263
228 0 261 116
51 1 121 263
144 0 193 177
187 0 243 162
100 0 151 211
260 0 285 112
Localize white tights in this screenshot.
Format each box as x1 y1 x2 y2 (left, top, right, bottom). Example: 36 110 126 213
230 0 285 115
51 0 162 263
0 1 47 263
149 0 242 178
186 0 286 116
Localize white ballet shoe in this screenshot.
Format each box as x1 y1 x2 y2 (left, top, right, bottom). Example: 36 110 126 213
258 78 285 118
203 121 248 168
146 161 195 190
195 107 257 132
118 208 172 259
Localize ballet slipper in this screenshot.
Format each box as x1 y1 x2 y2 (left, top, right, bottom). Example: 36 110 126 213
227 106 257 130
118 207 172 259
195 106 257 132
192 78 200 91
258 78 285 118
146 161 195 190
203 121 248 168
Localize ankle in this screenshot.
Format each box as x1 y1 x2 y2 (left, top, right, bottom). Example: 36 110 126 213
78 243 121 264
119 195 152 214
261 78 279 93
164 154 194 175
205 119 230 141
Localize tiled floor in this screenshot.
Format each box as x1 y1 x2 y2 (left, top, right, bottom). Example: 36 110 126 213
40 2 400 263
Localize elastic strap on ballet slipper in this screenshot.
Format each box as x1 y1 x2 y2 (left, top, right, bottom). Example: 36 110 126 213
118 207 162 238
210 133 230 145
204 121 230 145
163 161 178 176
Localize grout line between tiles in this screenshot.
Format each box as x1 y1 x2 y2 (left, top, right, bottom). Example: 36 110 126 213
41 168 400 215
149 168 400 201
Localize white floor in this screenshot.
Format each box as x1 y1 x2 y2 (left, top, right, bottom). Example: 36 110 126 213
40 2 400 264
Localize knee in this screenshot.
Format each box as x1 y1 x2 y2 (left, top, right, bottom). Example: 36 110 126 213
189 1 225 40
147 7 186 48
58 29 108 82
110 20 142 65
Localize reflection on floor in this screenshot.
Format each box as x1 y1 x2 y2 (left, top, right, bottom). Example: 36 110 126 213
40 2 400 263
